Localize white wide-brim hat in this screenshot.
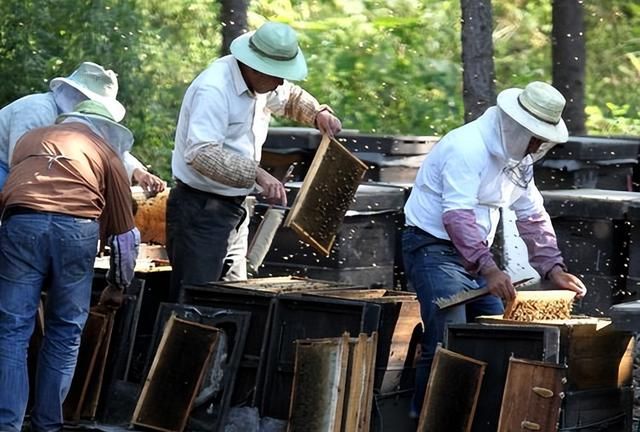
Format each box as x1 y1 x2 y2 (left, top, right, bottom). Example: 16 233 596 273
230 22 308 81
497 81 569 143
50 62 126 122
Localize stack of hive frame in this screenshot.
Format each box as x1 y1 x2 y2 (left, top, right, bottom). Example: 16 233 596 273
287 332 377 432
503 290 576 321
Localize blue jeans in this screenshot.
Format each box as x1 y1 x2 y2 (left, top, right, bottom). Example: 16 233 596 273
402 227 504 414
0 212 99 432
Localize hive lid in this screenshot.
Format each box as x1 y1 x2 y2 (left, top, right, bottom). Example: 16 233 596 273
546 135 640 161
541 188 640 219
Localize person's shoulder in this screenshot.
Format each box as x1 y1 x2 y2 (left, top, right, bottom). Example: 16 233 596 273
435 124 488 163
194 56 235 88
4 92 56 117
13 92 55 107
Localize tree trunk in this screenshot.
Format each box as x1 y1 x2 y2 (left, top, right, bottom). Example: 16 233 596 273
460 0 503 268
219 0 249 56
460 0 496 123
552 0 586 135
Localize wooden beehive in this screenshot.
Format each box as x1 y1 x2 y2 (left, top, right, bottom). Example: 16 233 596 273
477 316 635 391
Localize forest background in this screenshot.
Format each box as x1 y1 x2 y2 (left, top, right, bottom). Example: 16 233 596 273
1 0 639 180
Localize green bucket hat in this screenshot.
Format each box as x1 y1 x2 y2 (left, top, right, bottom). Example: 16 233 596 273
57 100 133 154
49 62 126 122
230 22 308 81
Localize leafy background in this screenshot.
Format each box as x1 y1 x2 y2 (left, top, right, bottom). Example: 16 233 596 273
1 0 639 180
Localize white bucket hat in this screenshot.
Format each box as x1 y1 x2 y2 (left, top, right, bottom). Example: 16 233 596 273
497 81 569 143
230 22 308 81
57 100 133 155
49 62 126 122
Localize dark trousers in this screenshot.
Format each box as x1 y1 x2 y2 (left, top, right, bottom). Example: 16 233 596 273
165 180 245 302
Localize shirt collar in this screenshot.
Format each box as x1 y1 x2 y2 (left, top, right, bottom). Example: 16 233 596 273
226 56 251 97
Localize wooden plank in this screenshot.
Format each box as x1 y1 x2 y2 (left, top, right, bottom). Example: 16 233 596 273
63 311 109 422
361 332 377 432
417 347 486 432
284 135 368 256
287 334 350 432
132 315 221 432
497 358 565 432
81 310 115 419
343 334 366 432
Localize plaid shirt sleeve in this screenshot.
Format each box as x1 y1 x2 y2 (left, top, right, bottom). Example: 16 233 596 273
278 83 333 127
186 143 258 188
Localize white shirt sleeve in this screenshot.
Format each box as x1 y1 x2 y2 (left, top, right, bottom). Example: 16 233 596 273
123 151 145 182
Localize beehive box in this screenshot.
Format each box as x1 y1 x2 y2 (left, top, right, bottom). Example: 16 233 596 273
254 183 407 288
182 276 357 407
306 289 422 393
476 317 634 391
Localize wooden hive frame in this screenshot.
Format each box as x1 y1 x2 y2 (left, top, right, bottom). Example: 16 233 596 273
284 135 368 256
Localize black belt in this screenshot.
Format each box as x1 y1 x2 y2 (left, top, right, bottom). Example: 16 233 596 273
405 225 454 246
2 206 41 221
174 179 246 206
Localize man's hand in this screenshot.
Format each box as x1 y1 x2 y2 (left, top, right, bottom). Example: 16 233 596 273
256 167 287 206
98 284 124 310
548 266 587 298
132 168 166 195
315 110 342 138
482 265 516 301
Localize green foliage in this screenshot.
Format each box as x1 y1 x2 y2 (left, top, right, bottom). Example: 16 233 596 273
1 0 640 179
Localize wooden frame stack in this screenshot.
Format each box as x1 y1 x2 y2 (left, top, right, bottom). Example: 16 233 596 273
287 332 377 432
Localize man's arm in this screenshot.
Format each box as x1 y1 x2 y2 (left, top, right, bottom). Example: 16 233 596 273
512 185 586 297
270 82 342 137
123 152 166 194
7 97 57 164
443 210 515 300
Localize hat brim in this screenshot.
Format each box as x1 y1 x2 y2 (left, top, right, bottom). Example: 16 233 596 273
50 77 126 122
497 88 568 143
230 32 308 81
57 112 133 154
